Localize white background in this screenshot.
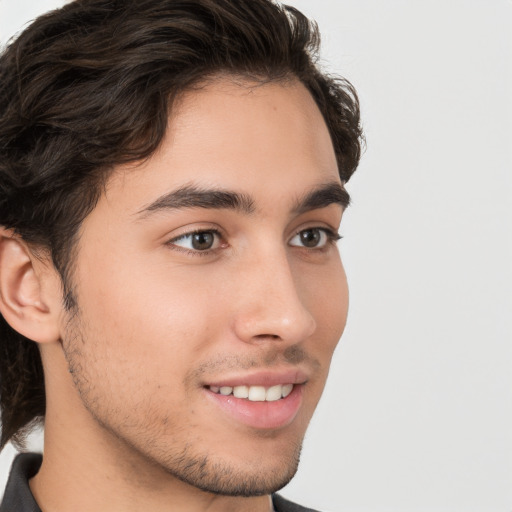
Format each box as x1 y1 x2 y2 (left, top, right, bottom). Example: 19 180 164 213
1 1 511 511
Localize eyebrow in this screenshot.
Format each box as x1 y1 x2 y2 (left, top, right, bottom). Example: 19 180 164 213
136 184 255 218
292 181 350 213
136 181 349 219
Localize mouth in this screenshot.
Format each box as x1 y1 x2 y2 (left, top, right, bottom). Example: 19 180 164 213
203 371 307 430
207 383 294 402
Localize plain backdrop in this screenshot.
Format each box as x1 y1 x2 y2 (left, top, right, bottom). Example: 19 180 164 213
0 1 511 511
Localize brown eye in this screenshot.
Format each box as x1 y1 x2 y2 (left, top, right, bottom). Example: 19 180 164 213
289 228 333 249
169 230 221 252
300 229 322 247
191 232 215 250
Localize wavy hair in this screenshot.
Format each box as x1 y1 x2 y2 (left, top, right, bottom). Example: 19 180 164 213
0 0 363 449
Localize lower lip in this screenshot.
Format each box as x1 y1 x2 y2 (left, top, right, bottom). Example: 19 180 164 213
205 385 304 430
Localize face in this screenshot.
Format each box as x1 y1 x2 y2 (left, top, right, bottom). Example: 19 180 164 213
60 78 349 496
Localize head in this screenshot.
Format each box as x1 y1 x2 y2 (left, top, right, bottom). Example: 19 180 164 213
0 0 362 497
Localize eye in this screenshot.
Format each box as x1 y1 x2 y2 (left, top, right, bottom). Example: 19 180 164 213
289 228 339 249
169 230 222 252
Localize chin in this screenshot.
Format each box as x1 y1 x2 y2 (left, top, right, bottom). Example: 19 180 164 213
158 439 303 497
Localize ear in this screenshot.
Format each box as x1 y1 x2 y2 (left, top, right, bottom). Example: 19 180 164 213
0 229 62 344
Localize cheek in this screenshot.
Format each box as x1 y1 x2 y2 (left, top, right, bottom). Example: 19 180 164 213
301 258 348 357
65 279 217 432
300 259 347 406
73 256 223 390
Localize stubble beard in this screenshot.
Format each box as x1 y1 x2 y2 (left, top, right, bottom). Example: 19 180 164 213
154 439 303 496
61 310 304 497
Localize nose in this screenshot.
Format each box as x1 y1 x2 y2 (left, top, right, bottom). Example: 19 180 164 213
232 248 317 345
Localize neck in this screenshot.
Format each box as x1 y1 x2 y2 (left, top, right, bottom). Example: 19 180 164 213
31 425 273 512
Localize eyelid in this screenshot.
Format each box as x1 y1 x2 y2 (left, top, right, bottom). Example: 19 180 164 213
289 220 341 240
288 226 342 249
165 222 224 243
166 226 227 256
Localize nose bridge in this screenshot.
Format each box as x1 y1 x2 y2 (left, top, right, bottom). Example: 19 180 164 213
233 244 317 344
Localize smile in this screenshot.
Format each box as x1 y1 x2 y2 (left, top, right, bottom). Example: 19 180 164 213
205 382 304 430
207 384 294 402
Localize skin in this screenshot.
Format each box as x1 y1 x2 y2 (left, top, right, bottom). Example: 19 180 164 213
11 78 349 512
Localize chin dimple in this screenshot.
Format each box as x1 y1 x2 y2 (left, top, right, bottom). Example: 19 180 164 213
208 384 294 402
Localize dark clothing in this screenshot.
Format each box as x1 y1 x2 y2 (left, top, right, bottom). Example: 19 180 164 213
1 453 320 512
272 493 320 512
0 453 41 512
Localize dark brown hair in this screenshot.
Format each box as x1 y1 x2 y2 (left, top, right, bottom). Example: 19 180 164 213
0 0 363 449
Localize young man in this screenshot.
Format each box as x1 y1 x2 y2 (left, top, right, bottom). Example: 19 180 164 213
0 0 362 510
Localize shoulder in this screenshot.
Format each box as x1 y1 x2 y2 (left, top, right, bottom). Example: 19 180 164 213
1 453 42 512
272 493 323 512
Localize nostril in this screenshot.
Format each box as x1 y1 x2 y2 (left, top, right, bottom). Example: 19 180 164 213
254 333 281 341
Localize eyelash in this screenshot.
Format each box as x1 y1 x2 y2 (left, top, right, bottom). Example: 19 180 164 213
167 229 225 257
167 227 342 257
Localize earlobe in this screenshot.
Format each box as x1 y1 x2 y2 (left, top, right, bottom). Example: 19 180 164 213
0 229 62 344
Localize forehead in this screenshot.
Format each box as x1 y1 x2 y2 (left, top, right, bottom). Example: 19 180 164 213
104 78 340 212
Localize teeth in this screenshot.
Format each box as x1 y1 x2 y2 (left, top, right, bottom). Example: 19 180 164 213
248 386 266 401
233 385 249 398
282 384 293 398
209 384 295 401
265 385 282 402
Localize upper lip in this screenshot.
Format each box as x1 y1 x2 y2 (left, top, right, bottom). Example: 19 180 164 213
204 368 310 388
